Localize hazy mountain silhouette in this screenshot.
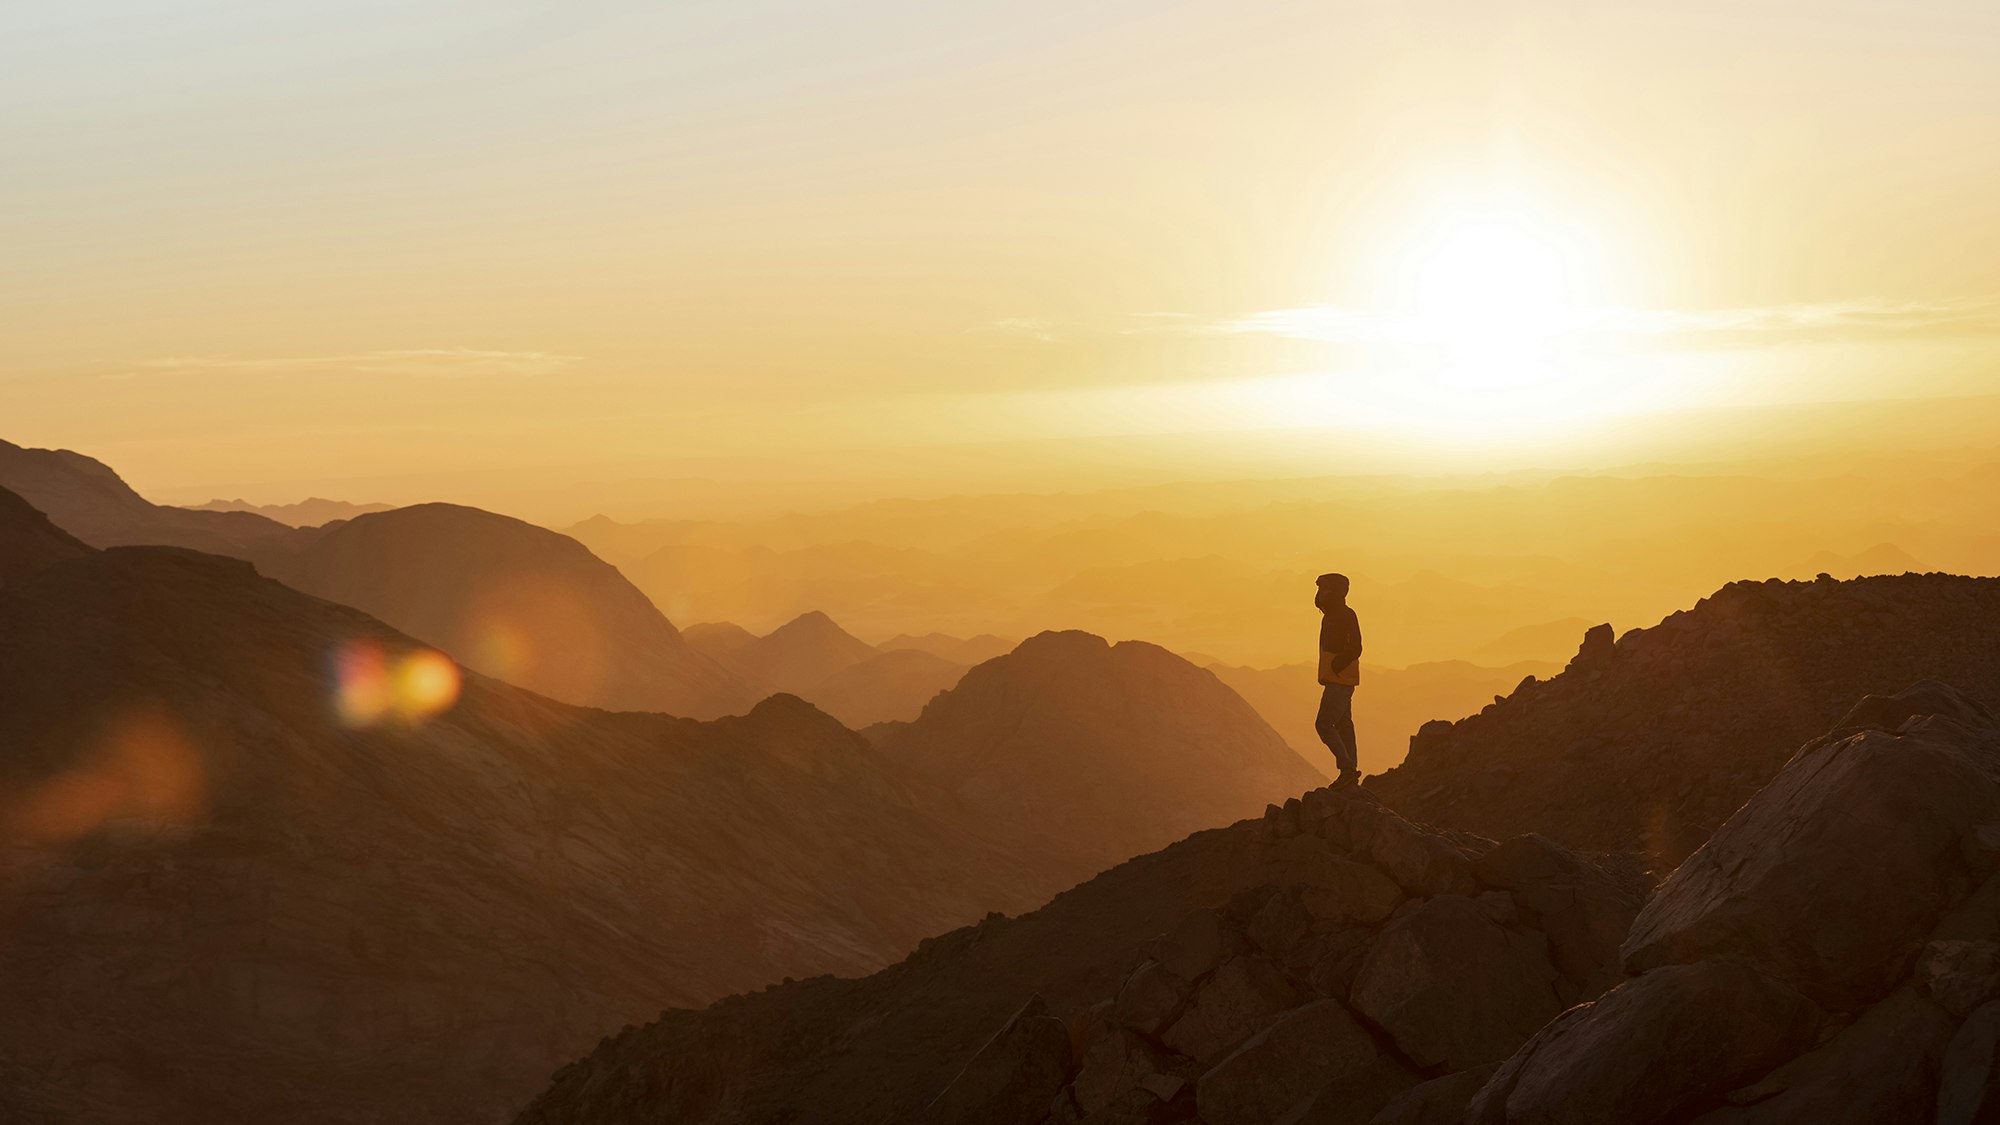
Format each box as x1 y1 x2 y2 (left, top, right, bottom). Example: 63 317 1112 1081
688 612 979 726
1785 541 1926 579
705 610 882 695
880 631 1019 665
1207 657 1562 778
188 496 394 526
0 437 293 553
1472 617 1601 664
875 631 1326 881
1371 574 2000 865
0 487 1072 1124
806 647 970 728
251 503 759 719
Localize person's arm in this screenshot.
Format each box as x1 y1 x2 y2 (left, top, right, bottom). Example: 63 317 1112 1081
1329 609 1363 671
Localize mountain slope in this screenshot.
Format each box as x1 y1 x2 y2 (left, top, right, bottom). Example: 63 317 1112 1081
1369 573 2000 865
0 437 293 552
515 784 1644 1125
254 503 759 719
0 486 90 584
876 631 1326 880
0 502 1068 1124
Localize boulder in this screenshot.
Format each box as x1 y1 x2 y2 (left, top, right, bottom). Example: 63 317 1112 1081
1248 887 1315 964
1295 859 1405 927
1366 1065 1499 1125
1938 1000 2000 1125
1348 895 1565 1071
1155 909 1237 982
1116 960 1194 1039
1196 1000 1408 1125
926 994 1075 1125
1072 1027 1182 1117
1358 813 1477 898
1919 940 2000 1018
1466 962 1819 1125
1688 985 1954 1123
1622 686 2000 1009
1474 834 1641 993
1162 955 1302 1064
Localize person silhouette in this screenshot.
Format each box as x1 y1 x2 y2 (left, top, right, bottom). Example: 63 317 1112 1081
1314 572 1362 787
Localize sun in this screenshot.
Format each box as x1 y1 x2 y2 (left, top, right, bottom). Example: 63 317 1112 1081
1383 199 1605 395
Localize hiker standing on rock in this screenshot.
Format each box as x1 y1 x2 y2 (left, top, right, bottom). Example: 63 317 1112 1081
1315 572 1363 787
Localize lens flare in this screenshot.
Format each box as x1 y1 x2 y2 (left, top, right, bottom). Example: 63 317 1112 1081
4 703 206 846
333 639 461 728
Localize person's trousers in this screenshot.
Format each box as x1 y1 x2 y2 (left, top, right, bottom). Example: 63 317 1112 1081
1316 683 1357 775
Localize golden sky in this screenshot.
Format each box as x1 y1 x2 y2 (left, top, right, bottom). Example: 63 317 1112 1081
4 1 1998 505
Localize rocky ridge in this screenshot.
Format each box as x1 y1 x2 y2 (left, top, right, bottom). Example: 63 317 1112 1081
1369 573 2000 865
1445 682 2000 1125
514 784 1644 1124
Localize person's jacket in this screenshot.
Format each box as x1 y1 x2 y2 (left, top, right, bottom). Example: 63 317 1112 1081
1317 604 1362 686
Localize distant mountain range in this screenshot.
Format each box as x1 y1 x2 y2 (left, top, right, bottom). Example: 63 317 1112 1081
0 438 753 719
187 496 394 526
0 482 1317 1124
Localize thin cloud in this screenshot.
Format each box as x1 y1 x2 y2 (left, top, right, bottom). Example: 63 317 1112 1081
1160 297 2000 346
136 348 581 378
979 318 1058 343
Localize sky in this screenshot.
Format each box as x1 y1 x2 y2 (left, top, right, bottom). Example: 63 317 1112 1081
3 0 1998 506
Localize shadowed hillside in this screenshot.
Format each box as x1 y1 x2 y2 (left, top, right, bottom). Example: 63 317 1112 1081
1369 573 2000 865
0 489 1064 1123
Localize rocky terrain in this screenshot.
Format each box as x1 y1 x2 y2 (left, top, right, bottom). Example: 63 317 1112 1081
251 503 759 719
515 680 2000 1125
514 780 1644 1124
1450 681 2000 1124
876 631 1330 883
1370 573 2000 865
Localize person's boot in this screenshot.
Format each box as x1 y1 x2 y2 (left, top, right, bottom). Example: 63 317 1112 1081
1332 769 1360 789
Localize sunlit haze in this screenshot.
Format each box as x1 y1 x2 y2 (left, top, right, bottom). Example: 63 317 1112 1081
4 1 1999 507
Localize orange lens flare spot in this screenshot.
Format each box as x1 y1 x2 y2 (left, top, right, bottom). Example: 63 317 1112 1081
333 639 461 728
5 704 207 846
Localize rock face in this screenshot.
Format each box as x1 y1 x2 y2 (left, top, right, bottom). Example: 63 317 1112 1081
514 785 1645 1125
1370 574 2000 865
876 631 1329 883
0 511 1080 1124
1466 681 2000 1124
254 503 760 719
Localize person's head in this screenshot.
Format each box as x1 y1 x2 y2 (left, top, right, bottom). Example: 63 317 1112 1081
1315 572 1349 610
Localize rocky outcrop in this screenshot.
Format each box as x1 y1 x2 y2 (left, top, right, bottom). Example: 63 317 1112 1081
1371 574 2000 865
515 784 1645 1125
1465 681 2000 1124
